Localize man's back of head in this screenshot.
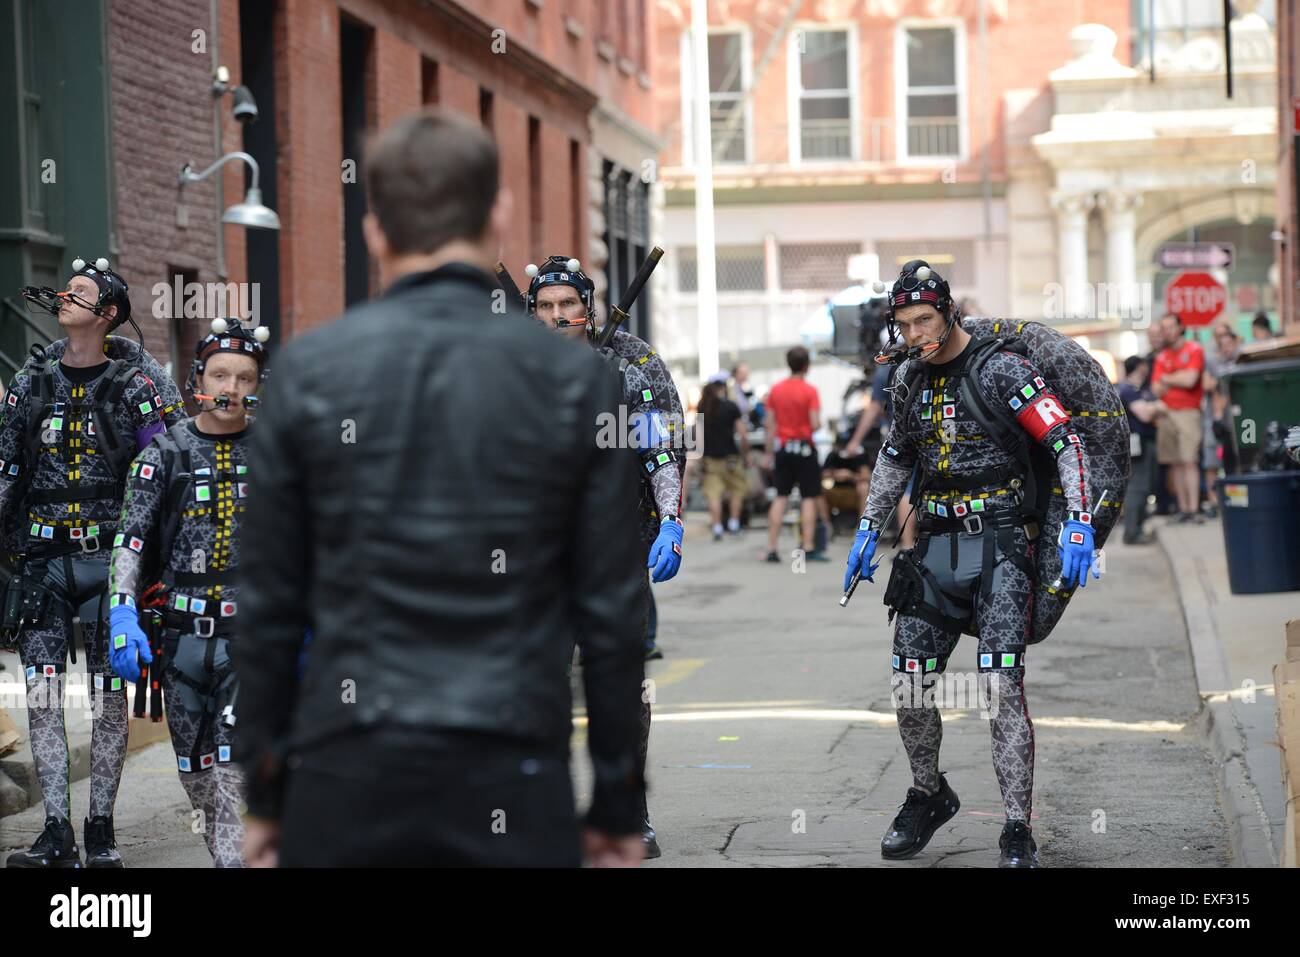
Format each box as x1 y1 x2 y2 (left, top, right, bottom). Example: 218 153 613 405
363 109 508 277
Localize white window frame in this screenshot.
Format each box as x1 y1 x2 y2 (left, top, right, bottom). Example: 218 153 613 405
786 22 859 165
680 26 753 166
894 18 967 166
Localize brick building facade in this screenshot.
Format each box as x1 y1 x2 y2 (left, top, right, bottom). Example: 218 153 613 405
0 0 660 395
650 0 1130 389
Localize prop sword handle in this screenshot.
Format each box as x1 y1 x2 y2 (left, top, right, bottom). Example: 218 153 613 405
494 262 524 305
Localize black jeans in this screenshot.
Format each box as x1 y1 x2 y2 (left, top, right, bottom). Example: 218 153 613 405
1123 438 1156 542
278 728 581 867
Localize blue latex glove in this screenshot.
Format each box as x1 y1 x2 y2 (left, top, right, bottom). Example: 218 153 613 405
648 519 684 583
844 524 881 592
1057 519 1097 589
109 604 152 684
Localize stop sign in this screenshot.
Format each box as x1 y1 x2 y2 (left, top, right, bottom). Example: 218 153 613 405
1165 271 1227 327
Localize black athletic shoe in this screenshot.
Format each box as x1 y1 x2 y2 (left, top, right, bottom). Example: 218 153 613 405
642 819 661 860
998 820 1038 868
880 773 960 860
6 815 81 868
644 644 664 662
764 551 780 563
83 815 123 868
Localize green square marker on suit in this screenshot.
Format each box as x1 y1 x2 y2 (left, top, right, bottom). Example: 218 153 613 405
925 658 937 672
1020 384 1034 399
656 452 669 465
110 677 122 691
138 401 152 415
50 417 62 430
1001 653 1016 668
196 486 211 502
113 635 126 650
971 499 985 512
641 388 653 401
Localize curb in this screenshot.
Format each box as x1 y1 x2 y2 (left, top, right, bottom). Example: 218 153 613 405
1157 523 1278 867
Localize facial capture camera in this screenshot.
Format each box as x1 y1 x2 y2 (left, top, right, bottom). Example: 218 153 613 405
188 317 271 411
871 260 960 365
524 256 597 337
21 256 134 332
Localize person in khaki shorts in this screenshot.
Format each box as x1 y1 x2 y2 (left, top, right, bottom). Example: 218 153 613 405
698 377 750 540
1151 315 1206 523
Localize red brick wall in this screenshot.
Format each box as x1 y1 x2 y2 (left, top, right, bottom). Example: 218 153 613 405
108 0 640 350
219 0 247 292
108 0 228 379
277 0 345 337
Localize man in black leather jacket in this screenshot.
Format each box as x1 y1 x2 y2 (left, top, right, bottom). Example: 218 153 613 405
234 110 648 867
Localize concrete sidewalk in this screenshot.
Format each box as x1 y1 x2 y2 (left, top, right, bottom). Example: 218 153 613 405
0 650 170 817
1157 515 1294 867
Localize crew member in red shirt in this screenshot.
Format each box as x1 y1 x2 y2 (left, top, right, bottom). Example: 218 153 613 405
762 346 827 562
1151 314 1206 523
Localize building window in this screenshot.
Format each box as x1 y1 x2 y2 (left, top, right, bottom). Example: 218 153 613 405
778 242 860 291
422 58 439 104
677 246 767 293
900 25 961 159
603 162 653 341
1131 0 1276 67
682 29 750 164
791 28 853 162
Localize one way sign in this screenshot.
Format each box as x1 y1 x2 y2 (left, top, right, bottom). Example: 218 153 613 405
1157 242 1234 271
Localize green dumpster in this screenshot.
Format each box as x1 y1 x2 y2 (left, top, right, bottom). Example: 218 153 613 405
1220 358 1300 472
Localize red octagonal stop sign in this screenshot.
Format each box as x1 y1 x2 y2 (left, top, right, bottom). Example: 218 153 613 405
1165 271 1227 327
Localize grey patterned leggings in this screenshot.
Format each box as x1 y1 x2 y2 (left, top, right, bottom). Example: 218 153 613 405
160 631 244 867
889 525 1036 822
14 552 128 824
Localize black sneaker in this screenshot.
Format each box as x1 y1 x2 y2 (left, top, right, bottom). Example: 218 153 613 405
764 551 780 563
83 815 124 868
998 820 1038 868
805 550 831 562
642 819 661 860
880 773 960 860
644 644 664 662
6 815 81 868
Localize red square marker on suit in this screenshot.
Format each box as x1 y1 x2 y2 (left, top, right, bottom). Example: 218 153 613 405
1069 532 1085 545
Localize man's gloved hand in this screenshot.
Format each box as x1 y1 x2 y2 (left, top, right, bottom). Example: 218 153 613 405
844 523 881 592
1057 519 1097 589
109 604 151 684
648 518 683 583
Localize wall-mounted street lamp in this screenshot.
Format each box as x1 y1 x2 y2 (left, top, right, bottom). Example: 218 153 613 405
178 152 281 231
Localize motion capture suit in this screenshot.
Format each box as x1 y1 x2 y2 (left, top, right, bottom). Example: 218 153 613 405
860 261 1093 825
0 258 185 865
107 320 268 867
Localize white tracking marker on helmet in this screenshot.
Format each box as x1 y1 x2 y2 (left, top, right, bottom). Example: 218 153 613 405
95 258 110 271
211 317 230 334
872 280 887 294
72 258 86 272
524 264 539 278
253 325 270 343
566 258 580 272
915 266 931 281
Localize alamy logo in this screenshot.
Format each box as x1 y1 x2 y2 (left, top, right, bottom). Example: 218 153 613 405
49 888 151 937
